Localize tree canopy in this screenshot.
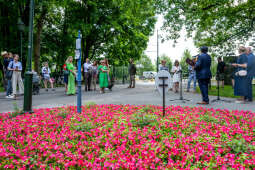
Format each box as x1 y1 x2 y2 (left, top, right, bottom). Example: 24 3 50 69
157 0 255 56
0 0 157 73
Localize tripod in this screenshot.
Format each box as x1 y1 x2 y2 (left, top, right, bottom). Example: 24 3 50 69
211 72 232 103
169 70 190 103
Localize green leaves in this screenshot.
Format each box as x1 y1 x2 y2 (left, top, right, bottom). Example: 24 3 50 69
0 0 156 73
158 0 255 56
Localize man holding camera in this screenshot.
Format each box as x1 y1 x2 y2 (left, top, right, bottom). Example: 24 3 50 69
194 46 212 105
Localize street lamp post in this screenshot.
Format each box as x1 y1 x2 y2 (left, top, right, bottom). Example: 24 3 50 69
157 29 159 72
17 18 25 63
23 0 34 113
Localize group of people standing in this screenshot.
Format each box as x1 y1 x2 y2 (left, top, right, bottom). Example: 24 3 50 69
232 46 255 103
186 46 255 104
1 51 24 100
83 58 113 94
159 46 255 105
62 57 113 95
159 59 182 93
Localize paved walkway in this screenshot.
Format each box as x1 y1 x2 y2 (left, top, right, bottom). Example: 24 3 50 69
0 81 254 113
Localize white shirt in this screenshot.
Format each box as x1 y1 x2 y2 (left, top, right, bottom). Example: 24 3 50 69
171 66 181 83
42 67 51 78
8 61 22 71
83 63 92 72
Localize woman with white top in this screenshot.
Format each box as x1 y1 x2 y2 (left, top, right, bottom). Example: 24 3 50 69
171 60 181 93
42 62 55 91
8 54 24 99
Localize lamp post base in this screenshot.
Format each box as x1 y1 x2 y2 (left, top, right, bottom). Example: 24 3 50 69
23 71 33 113
77 80 82 113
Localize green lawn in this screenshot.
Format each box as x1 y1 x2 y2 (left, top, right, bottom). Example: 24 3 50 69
196 85 255 98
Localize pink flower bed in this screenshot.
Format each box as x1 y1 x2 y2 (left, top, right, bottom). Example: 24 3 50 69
0 105 254 169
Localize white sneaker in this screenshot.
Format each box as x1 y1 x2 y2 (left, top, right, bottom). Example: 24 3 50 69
235 100 245 104
9 95 14 99
5 95 11 99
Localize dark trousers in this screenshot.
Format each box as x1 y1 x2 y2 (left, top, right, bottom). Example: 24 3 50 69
129 75 135 88
198 78 210 103
6 79 12 96
245 77 253 101
84 72 91 91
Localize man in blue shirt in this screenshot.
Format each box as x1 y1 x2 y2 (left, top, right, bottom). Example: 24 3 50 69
186 56 197 92
194 46 212 105
245 47 255 102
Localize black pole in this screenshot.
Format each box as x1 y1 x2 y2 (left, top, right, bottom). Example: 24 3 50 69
23 0 34 113
180 70 183 100
211 71 232 103
163 79 165 117
169 69 190 103
217 73 220 100
156 29 159 72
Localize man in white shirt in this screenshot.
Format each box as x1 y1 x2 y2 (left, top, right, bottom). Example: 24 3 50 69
83 58 92 91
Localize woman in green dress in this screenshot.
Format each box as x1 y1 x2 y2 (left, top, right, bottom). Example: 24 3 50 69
98 60 109 93
66 56 76 95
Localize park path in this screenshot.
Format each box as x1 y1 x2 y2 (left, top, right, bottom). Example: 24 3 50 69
0 81 254 113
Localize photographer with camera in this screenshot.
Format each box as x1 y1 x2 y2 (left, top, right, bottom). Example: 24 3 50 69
195 46 212 105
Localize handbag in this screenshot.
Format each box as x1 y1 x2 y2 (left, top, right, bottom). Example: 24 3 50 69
235 70 247 76
5 61 13 80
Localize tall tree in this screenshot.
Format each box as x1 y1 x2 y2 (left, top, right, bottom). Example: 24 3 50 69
66 0 156 65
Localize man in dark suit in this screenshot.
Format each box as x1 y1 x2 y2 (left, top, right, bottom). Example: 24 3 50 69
245 47 255 102
194 46 212 104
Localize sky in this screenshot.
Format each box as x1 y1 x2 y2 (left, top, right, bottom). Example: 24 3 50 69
144 15 198 64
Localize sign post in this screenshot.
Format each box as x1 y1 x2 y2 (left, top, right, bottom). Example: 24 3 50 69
155 70 171 116
76 31 82 113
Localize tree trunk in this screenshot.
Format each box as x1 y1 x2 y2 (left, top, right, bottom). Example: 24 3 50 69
33 7 47 73
34 26 43 73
